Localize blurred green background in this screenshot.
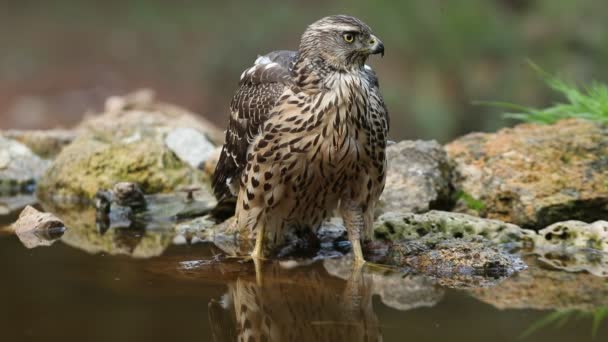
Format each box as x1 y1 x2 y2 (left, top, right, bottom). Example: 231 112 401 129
1 0 607 142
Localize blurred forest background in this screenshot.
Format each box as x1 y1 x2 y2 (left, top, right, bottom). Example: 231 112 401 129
1 0 607 142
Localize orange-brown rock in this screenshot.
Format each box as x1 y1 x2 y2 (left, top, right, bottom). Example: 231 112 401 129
446 119 608 228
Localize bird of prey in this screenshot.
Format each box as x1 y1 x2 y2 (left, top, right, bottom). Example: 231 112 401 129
212 15 388 264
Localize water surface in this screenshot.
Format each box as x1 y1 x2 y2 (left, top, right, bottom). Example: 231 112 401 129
1 209 606 342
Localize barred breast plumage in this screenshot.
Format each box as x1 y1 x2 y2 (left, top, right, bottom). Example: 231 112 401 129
212 15 389 262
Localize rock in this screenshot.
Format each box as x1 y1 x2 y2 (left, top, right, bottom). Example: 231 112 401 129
446 119 608 228
374 210 536 245
471 256 608 311
37 133 204 201
37 91 220 201
109 182 147 208
79 89 223 144
0 135 50 194
378 140 452 214
1 129 77 158
12 206 66 248
165 127 216 169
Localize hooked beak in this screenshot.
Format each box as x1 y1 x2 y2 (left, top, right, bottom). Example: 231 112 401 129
369 35 385 57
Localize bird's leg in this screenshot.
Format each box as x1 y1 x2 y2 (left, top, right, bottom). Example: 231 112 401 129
250 223 267 286
251 224 265 259
341 200 367 266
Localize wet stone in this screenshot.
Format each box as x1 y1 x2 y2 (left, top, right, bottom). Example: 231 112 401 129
12 205 66 248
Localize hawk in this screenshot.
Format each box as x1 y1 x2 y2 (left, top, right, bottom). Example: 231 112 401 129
212 15 388 264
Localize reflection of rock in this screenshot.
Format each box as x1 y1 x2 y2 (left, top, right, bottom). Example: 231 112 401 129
0 135 50 193
43 203 173 258
12 206 65 248
37 91 220 200
1 129 77 158
324 257 445 311
533 249 608 277
378 140 452 214
374 210 535 245
471 256 608 311
447 119 608 228
0 194 37 216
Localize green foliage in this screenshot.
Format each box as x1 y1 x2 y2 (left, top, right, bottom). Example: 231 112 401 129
521 307 608 339
455 190 485 211
480 62 608 124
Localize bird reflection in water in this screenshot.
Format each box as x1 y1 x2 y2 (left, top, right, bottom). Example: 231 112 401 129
207 260 383 342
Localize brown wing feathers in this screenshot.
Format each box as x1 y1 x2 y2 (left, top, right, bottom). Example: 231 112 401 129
211 52 296 209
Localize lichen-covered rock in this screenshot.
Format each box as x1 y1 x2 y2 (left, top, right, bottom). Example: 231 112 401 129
446 119 608 228
471 256 608 311
0 194 37 216
532 220 608 252
37 91 220 201
0 135 50 193
378 140 452 214
374 210 535 245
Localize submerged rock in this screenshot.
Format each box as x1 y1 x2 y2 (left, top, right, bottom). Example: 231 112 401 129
12 205 66 248
446 119 608 228
378 140 452 214
366 234 526 287
471 255 608 311
374 210 535 245
0 135 50 194
37 91 219 201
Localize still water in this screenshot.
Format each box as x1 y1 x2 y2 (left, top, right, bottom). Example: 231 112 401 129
1 211 606 342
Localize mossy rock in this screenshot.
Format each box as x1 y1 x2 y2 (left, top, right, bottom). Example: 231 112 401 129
37 133 208 201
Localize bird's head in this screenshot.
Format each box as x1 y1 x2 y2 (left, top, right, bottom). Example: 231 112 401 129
299 15 384 71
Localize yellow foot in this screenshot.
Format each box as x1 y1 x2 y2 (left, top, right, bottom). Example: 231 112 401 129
351 239 366 267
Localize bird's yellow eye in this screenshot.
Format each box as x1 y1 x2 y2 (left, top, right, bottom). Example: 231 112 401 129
343 33 354 43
